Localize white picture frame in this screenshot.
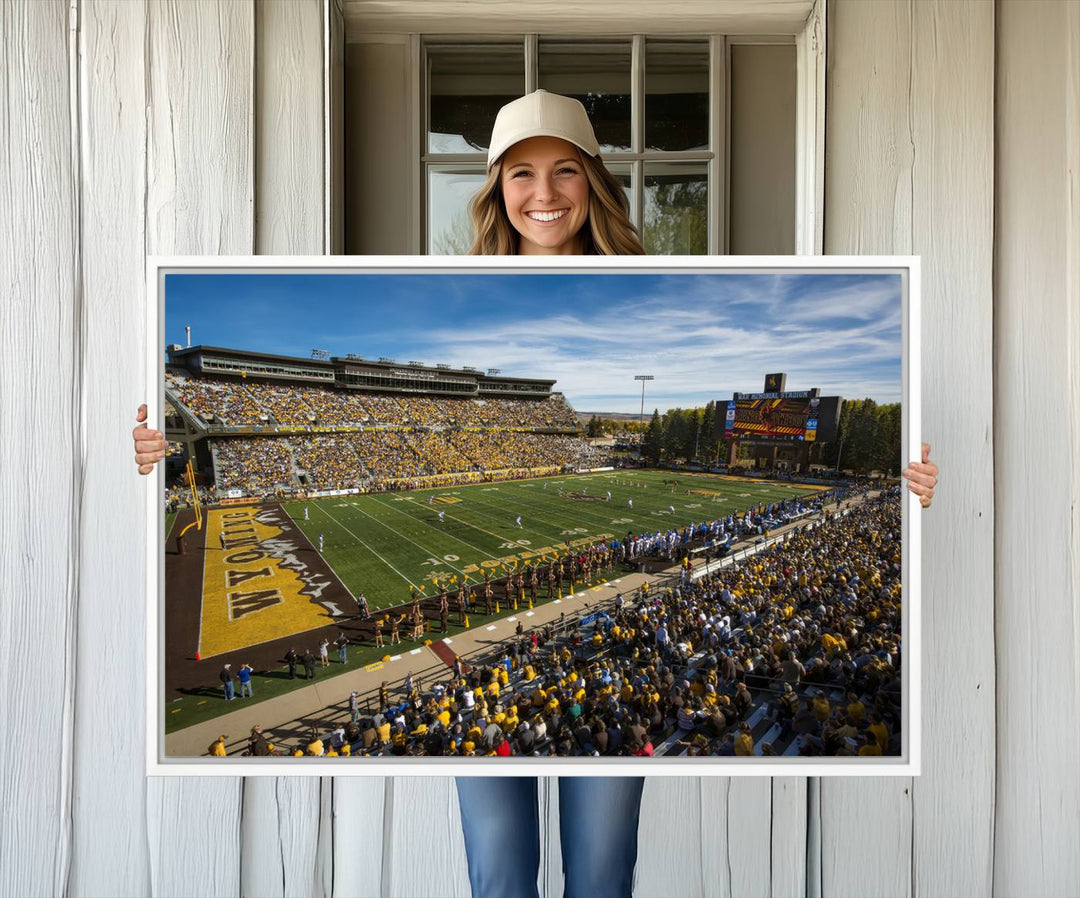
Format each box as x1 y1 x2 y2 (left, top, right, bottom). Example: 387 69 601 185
146 254 920 777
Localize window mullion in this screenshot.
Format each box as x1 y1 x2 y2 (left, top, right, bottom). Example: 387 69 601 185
709 35 726 256
631 34 645 233
525 34 537 93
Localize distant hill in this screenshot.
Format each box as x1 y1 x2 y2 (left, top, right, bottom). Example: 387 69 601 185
575 411 647 424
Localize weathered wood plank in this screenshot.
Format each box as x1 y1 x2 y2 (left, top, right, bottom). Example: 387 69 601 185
908 2 995 896
255 0 324 255
147 779 243 897
698 778 776 898
241 2 328 894
994 2 1080 894
824 3 998 897
241 778 325 898
822 3 915 894
145 0 255 256
145 2 255 895
0 1 77 894
637 777 710 898
331 778 386 897
771 777 808 897
69 1 153 893
382 777 471 898
539 777 560 898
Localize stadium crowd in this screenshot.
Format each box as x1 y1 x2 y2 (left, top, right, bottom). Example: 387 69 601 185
230 489 901 759
201 430 606 496
166 371 580 431
164 370 602 497
290 434 372 491
213 438 295 495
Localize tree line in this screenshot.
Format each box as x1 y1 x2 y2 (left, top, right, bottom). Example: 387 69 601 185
587 398 902 475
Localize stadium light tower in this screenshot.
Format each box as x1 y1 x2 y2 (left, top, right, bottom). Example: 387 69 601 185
634 375 654 453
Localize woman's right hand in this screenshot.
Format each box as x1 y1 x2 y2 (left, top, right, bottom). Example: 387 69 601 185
133 403 166 474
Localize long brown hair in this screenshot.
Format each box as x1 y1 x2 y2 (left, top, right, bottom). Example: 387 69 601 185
468 151 645 255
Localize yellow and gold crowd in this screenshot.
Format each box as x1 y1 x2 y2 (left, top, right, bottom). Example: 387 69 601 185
230 490 901 759
163 370 606 497
166 371 580 431
203 429 605 495
212 438 295 495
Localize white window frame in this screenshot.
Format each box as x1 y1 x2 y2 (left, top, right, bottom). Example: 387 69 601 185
397 1 825 256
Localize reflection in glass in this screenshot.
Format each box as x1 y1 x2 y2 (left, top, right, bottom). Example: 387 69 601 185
643 164 708 255
605 164 634 219
428 168 487 254
428 44 524 154
538 41 632 153
645 41 709 152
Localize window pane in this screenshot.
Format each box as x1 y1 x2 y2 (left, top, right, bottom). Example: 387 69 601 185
643 163 708 254
428 44 524 154
645 40 709 152
729 44 796 253
604 163 634 221
538 40 631 153
428 167 487 254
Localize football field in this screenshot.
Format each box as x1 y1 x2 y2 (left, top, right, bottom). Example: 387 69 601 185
281 469 827 610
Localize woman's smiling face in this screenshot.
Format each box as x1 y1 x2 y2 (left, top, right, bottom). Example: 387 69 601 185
499 136 590 255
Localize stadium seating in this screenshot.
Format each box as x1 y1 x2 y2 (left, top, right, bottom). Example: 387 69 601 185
165 369 600 497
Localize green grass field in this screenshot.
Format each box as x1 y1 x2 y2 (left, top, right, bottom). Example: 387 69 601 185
164 469 826 735
282 469 824 608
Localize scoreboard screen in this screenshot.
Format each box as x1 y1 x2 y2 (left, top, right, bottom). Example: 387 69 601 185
721 396 840 442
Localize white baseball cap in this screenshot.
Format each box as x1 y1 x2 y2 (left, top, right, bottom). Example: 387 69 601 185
486 90 600 168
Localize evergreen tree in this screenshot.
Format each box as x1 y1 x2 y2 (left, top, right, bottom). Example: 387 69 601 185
642 410 664 463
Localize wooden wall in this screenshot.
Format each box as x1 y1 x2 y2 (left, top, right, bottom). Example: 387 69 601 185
1 1 1076 896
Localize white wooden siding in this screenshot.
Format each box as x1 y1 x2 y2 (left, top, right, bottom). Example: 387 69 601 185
71 1 152 895
824 2 997 897
0 2 77 893
1 2 1077 897
144 1 254 895
994 1 1080 894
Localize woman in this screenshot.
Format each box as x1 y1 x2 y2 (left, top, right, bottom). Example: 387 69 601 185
440 91 652 898
131 89 938 898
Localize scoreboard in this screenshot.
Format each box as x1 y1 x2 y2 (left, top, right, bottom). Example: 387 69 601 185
721 394 840 442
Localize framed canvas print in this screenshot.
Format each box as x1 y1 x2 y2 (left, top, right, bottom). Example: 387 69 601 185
145 255 920 776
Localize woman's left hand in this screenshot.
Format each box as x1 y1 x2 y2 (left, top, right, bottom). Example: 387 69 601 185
902 442 938 508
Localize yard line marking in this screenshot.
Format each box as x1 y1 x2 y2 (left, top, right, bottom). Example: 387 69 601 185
375 494 499 560
465 489 604 537
446 492 562 544
553 599 561 604
444 638 453 645
344 502 468 577
525 611 534 617
410 648 422 655
309 502 416 589
281 504 358 601
422 493 551 546
390 655 402 661
508 616 517 622
485 625 497 631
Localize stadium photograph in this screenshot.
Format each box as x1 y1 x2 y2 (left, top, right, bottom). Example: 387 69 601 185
155 264 911 769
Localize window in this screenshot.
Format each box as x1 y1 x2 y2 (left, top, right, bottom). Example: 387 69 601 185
421 36 795 256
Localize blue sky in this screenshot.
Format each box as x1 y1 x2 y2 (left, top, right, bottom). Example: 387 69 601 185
165 271 902 413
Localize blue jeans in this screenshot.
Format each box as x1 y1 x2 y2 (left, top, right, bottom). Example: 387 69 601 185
455 777 645 898
223 680 234 701
239 680 253 698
